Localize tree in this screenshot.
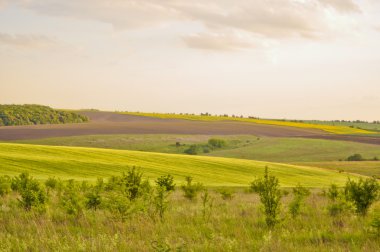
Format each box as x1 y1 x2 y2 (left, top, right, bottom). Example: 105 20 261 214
345 177 379 216
181 176 203 200
250 167 282 227
12 173 47 211
347 154 364 161
155 174 176 192
208 138 226 149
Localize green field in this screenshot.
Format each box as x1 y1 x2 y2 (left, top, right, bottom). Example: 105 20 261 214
295 161 380 178
0 143 357 187
17 134 380 163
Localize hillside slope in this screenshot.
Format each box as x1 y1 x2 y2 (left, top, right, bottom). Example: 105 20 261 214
0 143 357 187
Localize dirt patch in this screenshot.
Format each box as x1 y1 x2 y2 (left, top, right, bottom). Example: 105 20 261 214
0 111 324 140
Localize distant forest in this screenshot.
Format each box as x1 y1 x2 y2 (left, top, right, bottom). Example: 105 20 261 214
0 104 89 126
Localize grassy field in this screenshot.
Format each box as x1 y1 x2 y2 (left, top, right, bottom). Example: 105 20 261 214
120 112 374 134
0 143 357 187
1 189 379 251
17 134 380 163
205 137 380 163
295 161 380 178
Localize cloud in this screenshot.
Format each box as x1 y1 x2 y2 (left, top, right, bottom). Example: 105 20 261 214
318 0 360 13
0 33 58 49
182 31 255 51
2 0 364 51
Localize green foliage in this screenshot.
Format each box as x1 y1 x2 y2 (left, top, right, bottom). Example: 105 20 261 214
105 193 132 221
288 184 310 218
184 144 200 155
0 175 11 197
208 138 226 149
153 185 170 220
250 167 282 227
85 188 102 211
0 104 88 126
12 173 47 211
201 189 213 222
60 180 83 216
45 177 58 190
181 176 203 201
122 167 144 201
327 184 340 201
155 174 175 192
347 154 364 161
344 177 379 216
326 184 349 217
219 188 234 200
370 212 380 236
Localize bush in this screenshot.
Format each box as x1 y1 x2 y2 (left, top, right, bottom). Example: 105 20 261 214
326 184 348 216
219 188 234 200
155 174 176 192
122 167 144 201
344 177 379 215
153 185 170 220
184 145 200 155
60 180 83 216
201 189 214 222
288 184 310 218
0 175 11 197
327 184 340 201
12 173 47 211
250 167 282 227
347 154 364 161
208 138 226 149
181 176 203 201
85 188 102 211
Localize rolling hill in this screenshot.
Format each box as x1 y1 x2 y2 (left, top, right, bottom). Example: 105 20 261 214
0 143 358 187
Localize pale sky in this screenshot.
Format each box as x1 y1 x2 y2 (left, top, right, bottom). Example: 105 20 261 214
1 0 380 120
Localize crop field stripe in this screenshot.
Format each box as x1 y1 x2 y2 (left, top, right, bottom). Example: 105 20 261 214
0 143 358 187
120 112 374 135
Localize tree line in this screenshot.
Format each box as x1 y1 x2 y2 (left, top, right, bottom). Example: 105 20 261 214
0 104 88 126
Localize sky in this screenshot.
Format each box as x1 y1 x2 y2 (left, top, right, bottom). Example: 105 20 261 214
0 0 380 121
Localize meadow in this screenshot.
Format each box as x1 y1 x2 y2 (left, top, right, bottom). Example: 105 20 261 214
1 110 380 251
0 143 354 187
120 112 374 135
17 134 380 162
0 173 379 251
16 134 380 178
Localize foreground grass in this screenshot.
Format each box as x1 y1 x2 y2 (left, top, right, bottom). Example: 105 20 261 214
0 143 355 187
120 112 373 134
17 135 380 163
1 189 379 251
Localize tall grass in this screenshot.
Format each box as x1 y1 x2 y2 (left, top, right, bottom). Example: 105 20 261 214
1 187 379 251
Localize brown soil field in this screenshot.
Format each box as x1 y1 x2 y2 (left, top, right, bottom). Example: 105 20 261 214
0 111 323 140
1 111 379 145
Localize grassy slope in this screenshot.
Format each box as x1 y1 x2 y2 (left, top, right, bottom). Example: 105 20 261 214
17 134 380 163
206 137 380 162
120 112 373 134
0 143 355 187
295 161 380 178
